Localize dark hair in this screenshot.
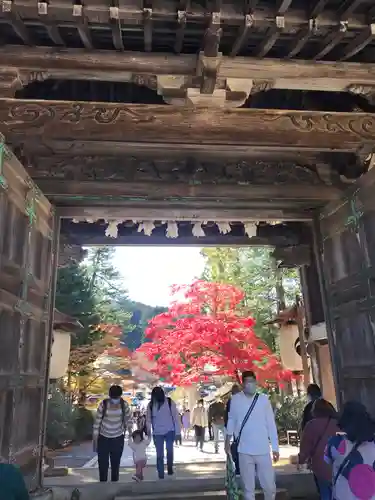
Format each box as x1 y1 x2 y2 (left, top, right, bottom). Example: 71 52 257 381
232 384 241 395
109 385 122 399
151 386 165 410
242 371 256 383
312 398 337 419
307 383 321 399
198 398 204 405
132 429 144 441
338 401 375 444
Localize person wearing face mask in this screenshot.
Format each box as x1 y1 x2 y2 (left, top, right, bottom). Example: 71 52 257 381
192 399 208 452
93 385 131 482
225 371 279 500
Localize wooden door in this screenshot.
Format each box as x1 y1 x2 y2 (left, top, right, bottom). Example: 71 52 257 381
0 133 57 487
318 167 375 415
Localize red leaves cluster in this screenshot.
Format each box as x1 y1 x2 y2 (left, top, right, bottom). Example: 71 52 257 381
135 281 292 386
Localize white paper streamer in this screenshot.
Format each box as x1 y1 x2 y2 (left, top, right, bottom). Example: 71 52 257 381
105 220 120 238
244 222 257 238
217 222 231 234
192 222 206 237
166 221 179 238
137 221 156 236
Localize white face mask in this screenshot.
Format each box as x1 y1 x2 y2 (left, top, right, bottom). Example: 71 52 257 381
243 381 257 395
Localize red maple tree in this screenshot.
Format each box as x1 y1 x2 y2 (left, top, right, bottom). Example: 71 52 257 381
135 280 292 386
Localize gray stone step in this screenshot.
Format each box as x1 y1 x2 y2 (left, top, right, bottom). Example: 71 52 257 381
115 487 289 500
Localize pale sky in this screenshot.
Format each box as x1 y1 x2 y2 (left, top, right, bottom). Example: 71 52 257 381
113 247 205 306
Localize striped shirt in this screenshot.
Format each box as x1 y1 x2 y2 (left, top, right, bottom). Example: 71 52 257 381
93 399 131 439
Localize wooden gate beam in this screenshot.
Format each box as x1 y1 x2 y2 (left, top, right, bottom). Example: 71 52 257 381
2 46 375 93
1 99 375 152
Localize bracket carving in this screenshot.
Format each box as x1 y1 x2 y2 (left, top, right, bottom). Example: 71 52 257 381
347 84 375 105
0 68 50 97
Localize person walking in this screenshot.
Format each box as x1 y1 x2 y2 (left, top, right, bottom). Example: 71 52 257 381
298 399 339 500
182 408 191 440
128 429 151 482
93 385 131 482
301 383 322 432
325 401 375 500
209 397 226 453
225 371 279 500
146 386 180 479
225 384 241 474
192 399 208 452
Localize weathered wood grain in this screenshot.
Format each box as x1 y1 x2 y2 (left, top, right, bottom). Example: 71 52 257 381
1 99 375 152
36 179 342 201
2 46 375 90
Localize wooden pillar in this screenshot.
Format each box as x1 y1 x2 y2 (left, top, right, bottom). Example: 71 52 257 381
36 214 60 488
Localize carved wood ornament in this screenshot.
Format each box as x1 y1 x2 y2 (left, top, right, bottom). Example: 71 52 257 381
1 100 375 152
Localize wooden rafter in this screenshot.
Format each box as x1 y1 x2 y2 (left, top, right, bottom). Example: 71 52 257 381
310 0 331 18
1 99 375 153
255 16 284 58
339 24 375 61
286 22 313 58
174 9 187 54
200 11 222 94
230 14 253 57
109 0 124 51
37 1 65 46
314 22 348 60
73 3 93 50
338 0 365 20
276 0 293 15
143 4 152 52
1 1 33 45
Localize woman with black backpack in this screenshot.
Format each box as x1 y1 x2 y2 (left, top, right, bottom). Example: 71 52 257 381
93 385 131 482
146 386 181 479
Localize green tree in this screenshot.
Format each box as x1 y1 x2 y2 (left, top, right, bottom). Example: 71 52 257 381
201 247 300 351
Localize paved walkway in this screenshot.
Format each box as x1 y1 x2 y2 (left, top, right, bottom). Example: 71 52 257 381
82 437 297 469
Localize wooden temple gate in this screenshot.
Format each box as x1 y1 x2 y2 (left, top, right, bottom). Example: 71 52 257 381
1 0 375 489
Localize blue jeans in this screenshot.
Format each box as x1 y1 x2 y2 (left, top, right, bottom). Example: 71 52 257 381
153 431 175 479
315 477 332 500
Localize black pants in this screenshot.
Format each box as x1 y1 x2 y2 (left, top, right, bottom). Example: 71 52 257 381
194 425 205 450
97 434 124 482
175 434 182 445
208 422 213 440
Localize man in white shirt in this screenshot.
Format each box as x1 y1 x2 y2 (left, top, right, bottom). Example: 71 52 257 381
225 371 279 500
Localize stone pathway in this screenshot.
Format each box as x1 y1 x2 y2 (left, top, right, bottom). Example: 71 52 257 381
82 437 297 469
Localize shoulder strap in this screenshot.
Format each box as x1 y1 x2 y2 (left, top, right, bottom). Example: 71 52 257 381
235 393 259 446
168 397 172 408
99 399 108 433
333 441 360 486
120 398 126 421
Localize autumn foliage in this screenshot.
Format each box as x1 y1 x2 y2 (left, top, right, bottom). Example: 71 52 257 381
135 281 292 386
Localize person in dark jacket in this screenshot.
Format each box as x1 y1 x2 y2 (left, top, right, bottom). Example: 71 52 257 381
301 384 322 432
224 384 241 474
224 384 241 427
